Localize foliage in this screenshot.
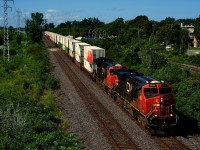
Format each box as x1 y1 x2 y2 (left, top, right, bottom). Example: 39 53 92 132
25 12 47 43
123 46 142 66
194 16 200 40
0 30 3 45
164 51 200 66
175 78 200 125
151 64 190 84
127 16 152 39
56 17 104 37
16 34 22 45
189 54 200 66
0 32 81 149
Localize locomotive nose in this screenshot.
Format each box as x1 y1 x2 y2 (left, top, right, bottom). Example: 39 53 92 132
160 97 170 105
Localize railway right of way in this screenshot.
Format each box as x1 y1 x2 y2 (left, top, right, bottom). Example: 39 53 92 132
53 49 139 149
43 36 199 149
43 36 162 149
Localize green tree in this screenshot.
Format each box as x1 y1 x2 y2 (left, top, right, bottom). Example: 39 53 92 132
194 16 200 40
156 24 172 44
106 18 125 36
16 34 21 45
169 24 181 48
124 47 141 66
140 48 167 69
179 29 189 54
128 15 152 39
44 23 55 31
159 17 175 26
25 12 46 43
0 30 3 45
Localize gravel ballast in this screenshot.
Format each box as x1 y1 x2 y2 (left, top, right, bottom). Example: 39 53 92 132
47 46 199 150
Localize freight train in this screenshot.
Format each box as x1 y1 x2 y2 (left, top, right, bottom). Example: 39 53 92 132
44 31 179 133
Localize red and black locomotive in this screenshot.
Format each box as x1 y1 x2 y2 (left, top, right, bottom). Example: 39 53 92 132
93 57 179 132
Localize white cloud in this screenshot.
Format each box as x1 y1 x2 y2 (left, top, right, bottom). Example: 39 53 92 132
47 9 59 13
44 9 81 25
68 15 80 20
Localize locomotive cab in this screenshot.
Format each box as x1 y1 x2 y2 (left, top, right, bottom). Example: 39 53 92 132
138 81 179 129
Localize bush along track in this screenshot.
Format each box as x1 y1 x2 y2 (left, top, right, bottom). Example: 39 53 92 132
0 42 81 149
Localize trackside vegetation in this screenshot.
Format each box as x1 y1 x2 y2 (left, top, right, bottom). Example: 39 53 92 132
52 16 200 130
0 13 81 149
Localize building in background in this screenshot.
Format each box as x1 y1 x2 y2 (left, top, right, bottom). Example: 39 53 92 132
180 23 198 48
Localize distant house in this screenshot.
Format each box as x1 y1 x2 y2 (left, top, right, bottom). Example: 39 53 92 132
180 23 194 39
180 23 198 47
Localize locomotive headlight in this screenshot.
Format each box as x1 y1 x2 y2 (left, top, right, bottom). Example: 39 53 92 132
170 113 173 117
154 114 157 117
160 98 163 102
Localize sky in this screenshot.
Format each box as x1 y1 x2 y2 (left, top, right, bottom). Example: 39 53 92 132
1 0 200 27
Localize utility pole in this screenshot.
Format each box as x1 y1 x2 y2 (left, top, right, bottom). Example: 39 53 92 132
16 8 22 35
3 0 13 61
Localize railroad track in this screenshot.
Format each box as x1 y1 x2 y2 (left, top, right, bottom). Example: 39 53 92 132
169 61 200 72
109 95 190 150
154 136 190 150
43 36 193 150
180 63 200 72
43 36 140 150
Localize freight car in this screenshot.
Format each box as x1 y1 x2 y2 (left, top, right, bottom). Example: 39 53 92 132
92 57 179 133
74 42 90 69
44 31 179 133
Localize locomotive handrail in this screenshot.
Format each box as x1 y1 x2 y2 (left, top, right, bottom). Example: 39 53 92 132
146 106 155 119
146 104 168 118
170 105 179 124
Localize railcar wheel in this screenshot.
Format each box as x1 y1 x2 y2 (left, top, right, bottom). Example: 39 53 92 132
137 115 142 124
128 108 134 116
113 92 117 101
124 100 128 109
104 84 108 93
92 73 96 82
137 115 146 127
110 89 113 98
141 118 147 127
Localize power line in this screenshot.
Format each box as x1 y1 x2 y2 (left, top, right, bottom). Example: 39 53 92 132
16 8 22 34
13 0 23 30
3 0 13 61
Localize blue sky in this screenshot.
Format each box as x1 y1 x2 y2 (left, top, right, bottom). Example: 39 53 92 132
1 0 200 27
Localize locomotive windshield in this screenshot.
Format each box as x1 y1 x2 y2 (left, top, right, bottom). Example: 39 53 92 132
144 88 158 98
144 87 173 98
159 87 173 97
160 87 172 94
